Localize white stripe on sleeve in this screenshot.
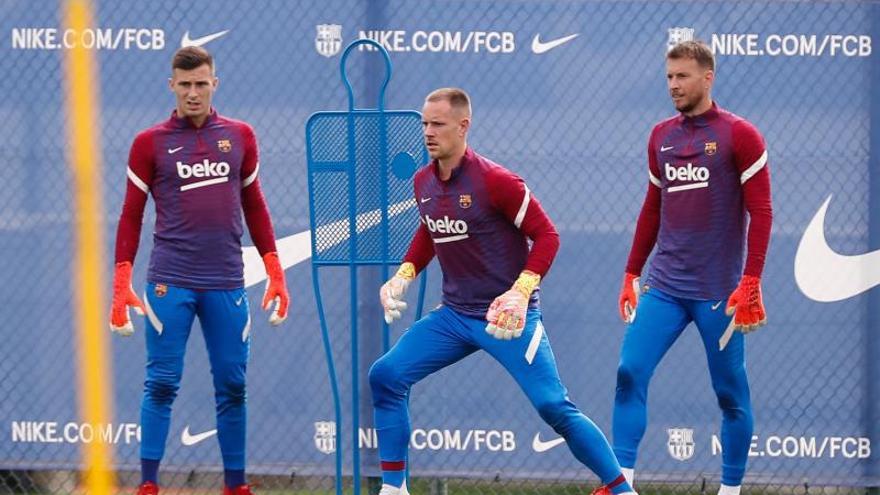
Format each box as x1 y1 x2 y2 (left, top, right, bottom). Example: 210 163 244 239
649 170 662 188
740 150 768 184
514 184 531 229
242 162 260 188
127 167 149 193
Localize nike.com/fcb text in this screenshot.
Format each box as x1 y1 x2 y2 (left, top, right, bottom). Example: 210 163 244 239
712 434 871 459
358 30 515 53
359 427 516 452
11 27 165 50
11 420 141 444
712 33 871 57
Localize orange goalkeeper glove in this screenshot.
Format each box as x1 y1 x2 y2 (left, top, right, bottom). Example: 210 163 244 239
109 261 145 336
618 273 640 323
725 275 766 333
261 252 289 325
485 271 540 340
380 262 416 324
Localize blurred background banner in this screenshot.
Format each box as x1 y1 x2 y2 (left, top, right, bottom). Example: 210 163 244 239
0 0 877 490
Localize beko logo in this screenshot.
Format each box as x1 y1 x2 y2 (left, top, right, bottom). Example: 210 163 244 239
177 159 231 191
424 215 468 235
423 214 469 244
664 162 710 192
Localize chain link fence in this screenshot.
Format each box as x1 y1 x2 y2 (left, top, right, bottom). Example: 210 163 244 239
0 0 877 493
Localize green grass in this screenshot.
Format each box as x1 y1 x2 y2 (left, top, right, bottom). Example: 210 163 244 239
1 471 873 495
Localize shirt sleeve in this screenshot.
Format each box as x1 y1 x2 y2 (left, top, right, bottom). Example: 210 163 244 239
733 119 773 277
240 122 260 188
239 123 278 256
402 222 435 273
647 128 663 190
114 131 154 264
624 129 662 275
402 173 436 273
487 167 560 277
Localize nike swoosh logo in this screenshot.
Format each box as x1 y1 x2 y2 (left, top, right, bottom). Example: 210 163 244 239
181 426 217 446
531 33 579 54
168 146 183 154
661 145 674 152
795 195 880 302
242 198 417 288
181 30 230 48
235 295 244 306
711 301 722 310
420 197 431 203
531 433 566 453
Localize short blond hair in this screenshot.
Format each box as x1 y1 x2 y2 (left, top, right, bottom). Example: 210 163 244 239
425 87 471 116
667 40 715 71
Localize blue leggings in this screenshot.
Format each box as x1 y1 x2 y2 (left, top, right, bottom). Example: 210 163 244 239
140 282 251 469
612 287 753 486
370 305 625 486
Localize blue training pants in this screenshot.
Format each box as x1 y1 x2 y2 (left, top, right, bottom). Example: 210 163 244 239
139 282 251 469
613 287 753 486
370 305 624 485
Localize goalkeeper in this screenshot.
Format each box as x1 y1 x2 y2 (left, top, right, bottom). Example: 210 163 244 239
108 46 289 495
369 88 636 495
613 41 773 495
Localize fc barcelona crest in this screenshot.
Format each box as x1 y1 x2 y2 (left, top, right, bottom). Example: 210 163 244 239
667 428 695 461
667 27 695 52
217 139 232 153
154 284 168 298
315 24 343 58
459 194 472 209
313 421 337 454
704 141 717 155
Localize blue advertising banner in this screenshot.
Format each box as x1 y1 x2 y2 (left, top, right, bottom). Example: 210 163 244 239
0 0 876 487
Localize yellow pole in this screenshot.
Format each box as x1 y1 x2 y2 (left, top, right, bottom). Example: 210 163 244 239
62 0 115 492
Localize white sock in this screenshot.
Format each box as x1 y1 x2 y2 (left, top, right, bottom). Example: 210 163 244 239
379 481 409 495
379 485 398 495
621 467 635 486
718 484 741 495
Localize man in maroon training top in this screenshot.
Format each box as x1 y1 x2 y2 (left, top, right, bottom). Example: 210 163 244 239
369 88 637 495
108 46 289 495
614 41 773 495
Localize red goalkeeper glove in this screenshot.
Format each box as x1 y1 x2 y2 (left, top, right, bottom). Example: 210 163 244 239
618 273 640 323
261 252 289 325
486 271 540 340
380 262 415 324
109 261 145 336
725 275 766 333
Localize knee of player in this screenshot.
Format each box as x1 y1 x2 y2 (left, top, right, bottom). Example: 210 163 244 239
368 357 403 393
213 370 247 399
533 397 571 428
715 386 751 413
616 361 649 390
144 377 181 403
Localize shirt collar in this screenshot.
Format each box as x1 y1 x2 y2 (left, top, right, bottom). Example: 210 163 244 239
169 108 218 129
431 146 474 182
678 101 720 127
